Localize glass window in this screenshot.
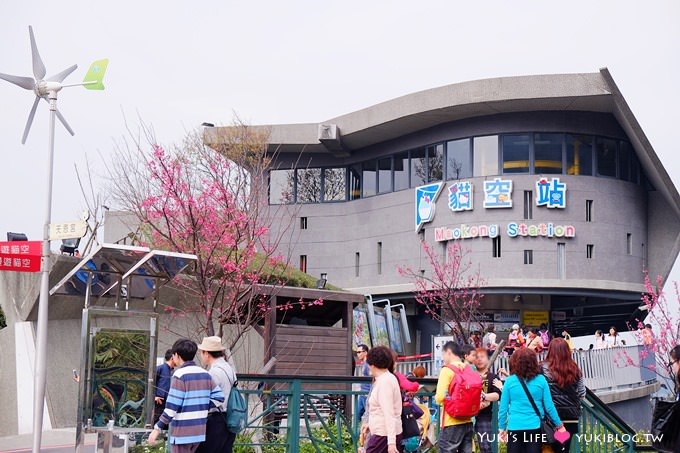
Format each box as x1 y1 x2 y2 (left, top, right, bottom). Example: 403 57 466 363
534 133 563 174
596 138 618 177
323 168 346 201
378 157 392 193
362 160 377 197
502 134 530 174
394 152 410 191
349 165 361 200
618 141 632 182
428 144 444 182
296 168 321 203
446 139 471 180
630 147 640 184
410 148 427 187
473 136 499 177
269 169 295 204
566 135 593 176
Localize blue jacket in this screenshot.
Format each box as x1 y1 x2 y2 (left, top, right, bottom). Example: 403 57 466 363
498 374 562 431
155 363 172 399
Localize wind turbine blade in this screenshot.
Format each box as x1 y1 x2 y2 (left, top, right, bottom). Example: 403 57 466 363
55 108 75 136
21 97 41 144
39 97 75 136
47 64 77 83
28 26 46 80
0 72 35 90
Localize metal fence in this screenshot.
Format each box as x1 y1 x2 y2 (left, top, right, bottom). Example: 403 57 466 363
395 344 656 394
222 374 646 453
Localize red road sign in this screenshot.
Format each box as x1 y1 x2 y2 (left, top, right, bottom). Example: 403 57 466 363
0 241 41 272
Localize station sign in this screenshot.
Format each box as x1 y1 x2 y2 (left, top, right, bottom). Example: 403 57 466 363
0 241 42 272
415 177 569 234
434 222 575 241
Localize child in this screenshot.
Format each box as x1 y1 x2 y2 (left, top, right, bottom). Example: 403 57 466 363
462 344 478 371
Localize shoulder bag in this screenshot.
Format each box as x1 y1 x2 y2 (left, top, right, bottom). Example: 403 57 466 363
518 378 557 444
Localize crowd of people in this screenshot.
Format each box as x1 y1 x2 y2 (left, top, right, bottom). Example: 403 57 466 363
472 323 655 356
356 336 680 453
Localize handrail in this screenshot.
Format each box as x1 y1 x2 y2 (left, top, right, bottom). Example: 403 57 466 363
228 374 651 453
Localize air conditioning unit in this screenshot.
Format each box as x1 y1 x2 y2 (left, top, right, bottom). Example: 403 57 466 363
318 124 338 141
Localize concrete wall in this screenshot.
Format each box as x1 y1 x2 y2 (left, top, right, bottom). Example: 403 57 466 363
0 324 18 436
609 395 653 432
270 174 648 295
0 314 265 437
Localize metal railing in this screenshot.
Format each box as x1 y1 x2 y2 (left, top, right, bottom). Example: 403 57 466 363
223 374 650 453
396 345 656 394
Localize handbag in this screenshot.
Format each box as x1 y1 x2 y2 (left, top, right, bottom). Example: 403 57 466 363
651 398 680 452
401 403 421 439
518 378 557 444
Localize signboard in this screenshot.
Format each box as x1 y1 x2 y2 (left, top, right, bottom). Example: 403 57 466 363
434 224 499 241
483 178 513 208
352 307 372 348
415 182 444 232
507 222 575 238
432 335 454 370
448 181 473 212
49 220 87 241
0 241 41 272
390 312 404 353
522 310 549 327
536 177 566 208
551 311 567 321
372 308 390 347
493 311 520 323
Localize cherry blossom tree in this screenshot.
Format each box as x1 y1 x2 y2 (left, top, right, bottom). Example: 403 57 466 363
620 273 680 380
108 121 300 350
398 241 485 344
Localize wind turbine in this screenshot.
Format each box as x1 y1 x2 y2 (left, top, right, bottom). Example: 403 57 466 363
0 25 108 453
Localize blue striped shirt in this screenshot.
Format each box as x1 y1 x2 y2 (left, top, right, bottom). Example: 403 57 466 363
154 361 225 444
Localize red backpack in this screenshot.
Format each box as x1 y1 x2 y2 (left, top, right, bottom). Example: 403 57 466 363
443 364 483 418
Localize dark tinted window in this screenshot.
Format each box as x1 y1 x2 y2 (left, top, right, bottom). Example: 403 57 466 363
428 144 444 182
596 138 618 177
534 133 563 174
502 134 530 174
323 168 346 201
566 135 593 176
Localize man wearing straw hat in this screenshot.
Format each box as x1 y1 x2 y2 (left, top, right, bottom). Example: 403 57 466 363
197 336 238 453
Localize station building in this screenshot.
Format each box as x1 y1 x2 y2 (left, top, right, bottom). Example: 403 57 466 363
205 68 680 353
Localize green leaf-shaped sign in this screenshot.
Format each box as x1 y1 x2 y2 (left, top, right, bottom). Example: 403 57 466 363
83 58 109 90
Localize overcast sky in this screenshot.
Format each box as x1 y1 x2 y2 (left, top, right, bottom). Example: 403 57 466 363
1 1 679 281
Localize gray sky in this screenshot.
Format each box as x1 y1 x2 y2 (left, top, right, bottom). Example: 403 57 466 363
1 1 679 281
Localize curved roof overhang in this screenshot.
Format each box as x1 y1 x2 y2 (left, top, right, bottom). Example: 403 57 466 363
204 69 680 279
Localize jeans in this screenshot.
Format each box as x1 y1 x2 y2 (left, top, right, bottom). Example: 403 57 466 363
507 428 542 453
439 423 473 453
474 416 493 453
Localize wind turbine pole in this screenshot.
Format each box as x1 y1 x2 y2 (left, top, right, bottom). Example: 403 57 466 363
32 90 58 453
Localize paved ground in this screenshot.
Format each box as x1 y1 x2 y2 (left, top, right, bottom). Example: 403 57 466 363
0 430 96 453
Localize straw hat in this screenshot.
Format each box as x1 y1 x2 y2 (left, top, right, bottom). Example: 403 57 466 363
197 336 225 352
